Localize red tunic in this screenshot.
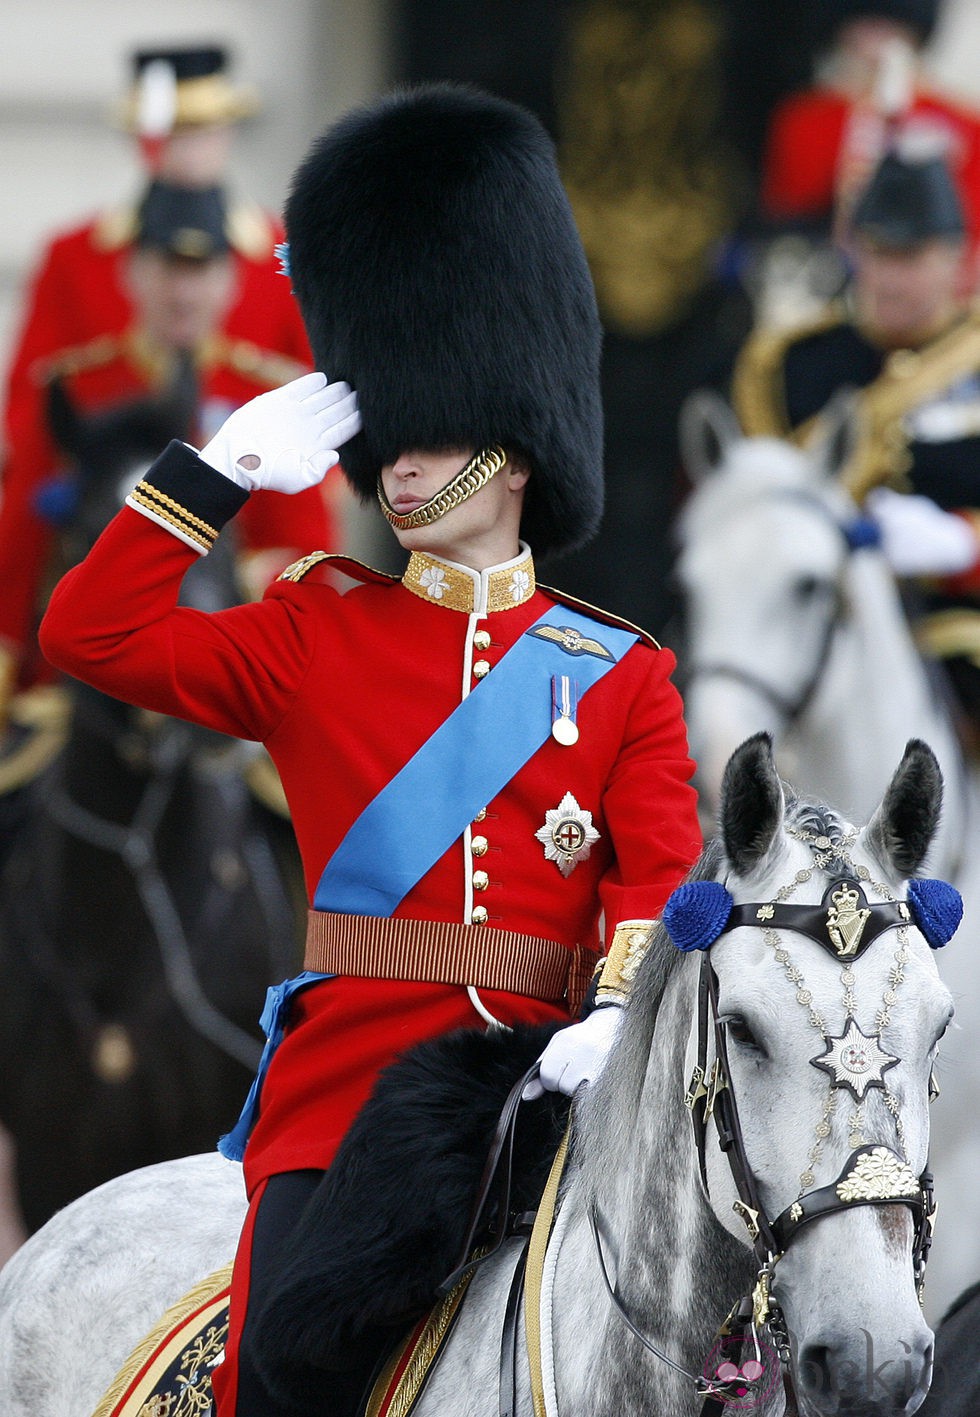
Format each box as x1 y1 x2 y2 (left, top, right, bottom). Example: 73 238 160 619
40 445 702 1193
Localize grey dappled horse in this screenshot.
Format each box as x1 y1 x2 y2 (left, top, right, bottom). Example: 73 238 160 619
0 735 953 1416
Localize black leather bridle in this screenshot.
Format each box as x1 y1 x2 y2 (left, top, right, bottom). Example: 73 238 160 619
683 492 875 730
591 895 936 1415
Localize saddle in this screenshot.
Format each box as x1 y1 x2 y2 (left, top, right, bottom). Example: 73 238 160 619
90 1264 232 1417
91 1023 570 1417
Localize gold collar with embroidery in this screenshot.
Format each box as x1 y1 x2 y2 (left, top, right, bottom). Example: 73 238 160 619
402 548 536 614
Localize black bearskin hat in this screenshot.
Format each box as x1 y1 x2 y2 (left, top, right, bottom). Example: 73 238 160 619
851 149 965 246
284 84 603 558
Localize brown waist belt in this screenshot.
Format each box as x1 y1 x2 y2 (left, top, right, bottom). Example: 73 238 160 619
304 911 599 1012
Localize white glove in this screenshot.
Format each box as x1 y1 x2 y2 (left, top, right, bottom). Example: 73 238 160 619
866 486 979 577
522 1004 623 1100
906 400 980 443
198 372 361 493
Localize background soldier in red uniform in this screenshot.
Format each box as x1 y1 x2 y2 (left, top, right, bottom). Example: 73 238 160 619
760 0 980 285
0 45 321 722
0 178 334 733
2 45 310 420
40 85 702 1415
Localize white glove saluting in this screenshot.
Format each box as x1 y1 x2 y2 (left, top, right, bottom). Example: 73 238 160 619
199 373 361 494
866 486 980 578
522 1003 623 1100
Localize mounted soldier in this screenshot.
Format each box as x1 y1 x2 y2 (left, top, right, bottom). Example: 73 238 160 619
733 143 980 739
0 44 327 733
39 84 702 1414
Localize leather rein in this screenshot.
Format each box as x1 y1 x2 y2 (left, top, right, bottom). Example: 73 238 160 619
588 901 936 1417
436 882 936 1416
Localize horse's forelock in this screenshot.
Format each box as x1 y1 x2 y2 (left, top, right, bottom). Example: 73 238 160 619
783 797 854 879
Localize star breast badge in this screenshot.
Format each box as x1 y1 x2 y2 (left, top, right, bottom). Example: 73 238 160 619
810 1018 899 1102
535 791 600 877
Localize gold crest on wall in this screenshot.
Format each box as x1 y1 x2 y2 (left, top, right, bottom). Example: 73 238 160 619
558 0 740 336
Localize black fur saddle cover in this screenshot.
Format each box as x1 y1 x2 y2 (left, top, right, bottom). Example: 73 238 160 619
252 1022 569 1402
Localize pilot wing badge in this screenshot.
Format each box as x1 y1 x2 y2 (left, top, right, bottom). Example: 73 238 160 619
528 624 615 660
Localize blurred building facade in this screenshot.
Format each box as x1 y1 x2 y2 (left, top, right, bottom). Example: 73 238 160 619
3 0 980 630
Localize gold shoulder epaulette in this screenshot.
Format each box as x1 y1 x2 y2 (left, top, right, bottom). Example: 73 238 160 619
92 203 138 252
732 305 846 439
224 339 310 390
226 201 275 260
33 333 123 385
276 552 399 587
843 307 980 501
537 583 660 651
277 552 333 583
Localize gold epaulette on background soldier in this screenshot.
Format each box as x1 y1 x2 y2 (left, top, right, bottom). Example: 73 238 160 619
33 334 123 385
731 305 846 438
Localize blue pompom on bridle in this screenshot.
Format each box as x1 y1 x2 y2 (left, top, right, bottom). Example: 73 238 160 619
662 881 734 952
662 876 962 952
907 877 962 949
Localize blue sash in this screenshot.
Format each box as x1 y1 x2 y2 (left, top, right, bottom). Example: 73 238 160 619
314 603 639 916
219 602 638 1162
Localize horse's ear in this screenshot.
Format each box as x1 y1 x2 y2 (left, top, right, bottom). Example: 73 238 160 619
45 375 88 461
679 390 742 484
719 732 785 873
809 388 860 483
863 738 943 877
165 349 201 442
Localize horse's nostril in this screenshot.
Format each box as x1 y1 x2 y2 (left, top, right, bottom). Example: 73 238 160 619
797 1343 833 1398
798 1334 933 1412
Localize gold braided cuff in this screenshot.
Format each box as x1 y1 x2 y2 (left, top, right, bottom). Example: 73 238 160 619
377 446 507 530
596 919 657 1002
127 480 219 553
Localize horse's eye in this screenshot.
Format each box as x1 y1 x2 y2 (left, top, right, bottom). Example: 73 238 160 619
723 1015 764 1053
792 574 827 603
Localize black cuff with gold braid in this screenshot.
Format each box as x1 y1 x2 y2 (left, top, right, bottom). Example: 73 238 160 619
126 440 249 553
594 919 657 1004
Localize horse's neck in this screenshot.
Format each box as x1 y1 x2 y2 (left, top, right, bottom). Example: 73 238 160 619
549 967 765 1416
795 552 966 872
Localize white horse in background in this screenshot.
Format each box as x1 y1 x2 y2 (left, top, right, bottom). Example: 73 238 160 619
675 393 980 1317
0 737 955 1415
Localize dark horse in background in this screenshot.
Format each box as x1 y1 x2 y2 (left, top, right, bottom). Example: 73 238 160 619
0 359 304 1242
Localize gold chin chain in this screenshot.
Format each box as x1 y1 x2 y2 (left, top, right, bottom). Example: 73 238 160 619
377 446 508 530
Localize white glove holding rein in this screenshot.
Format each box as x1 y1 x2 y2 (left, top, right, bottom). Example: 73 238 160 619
198 372 361 493
867 486 979 578
522 1002 624 1100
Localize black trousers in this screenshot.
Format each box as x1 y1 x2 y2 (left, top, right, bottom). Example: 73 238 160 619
233 1169 323 1415
228 1169 405 1416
